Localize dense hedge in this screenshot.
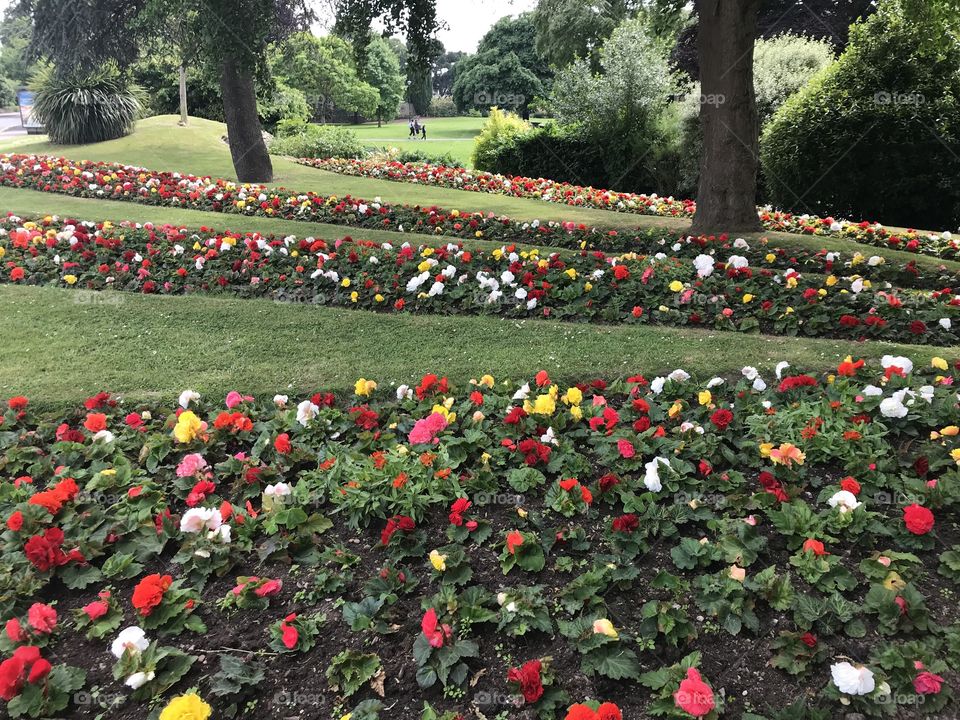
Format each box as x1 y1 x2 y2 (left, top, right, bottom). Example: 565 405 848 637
761 2 960 230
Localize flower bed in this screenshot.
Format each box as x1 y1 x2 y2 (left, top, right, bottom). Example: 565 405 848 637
0 358 959 719
299 157 960 256
2 154 959 260
2 215 958 346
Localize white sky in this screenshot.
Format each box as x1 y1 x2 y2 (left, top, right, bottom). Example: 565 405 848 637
0 0 535 54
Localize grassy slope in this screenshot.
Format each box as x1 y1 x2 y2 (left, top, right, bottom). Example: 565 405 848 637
0 285 952 409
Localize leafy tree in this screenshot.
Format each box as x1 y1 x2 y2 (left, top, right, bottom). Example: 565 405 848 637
452 52 542 114
477 14 551 87
364 36 404 125
0 5 35 86
433 50 465 96
272 33 377 122
406 65 432 115
332 0 440 71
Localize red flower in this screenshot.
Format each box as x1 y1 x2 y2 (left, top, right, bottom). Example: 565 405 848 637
449 497 471 526
840 477 861 495
380 515 415 545
82 598 110 621
617 438 635 458
709 408 733 430
421 608 451 648
903 504 934 535
506 530 524 555
612 514 639 533
7 396 28 411
26 603 57 634
280 613 299 649
23 528 69 572
6 511 23 532
132 574 172 616
800 632 817 648
274 433 291 454
26 658 51 684
802 538 828 556
507 659 543 703
674 667 715 717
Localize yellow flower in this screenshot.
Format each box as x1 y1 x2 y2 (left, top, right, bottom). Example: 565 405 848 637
350 291 358 303
565 268 577 279
941 426 959 437
758 442 773 458
668 401 682 418
417 260 432 273
825 275 838 287
341 278 351 288
63 275 77 285
562 387 583 406
159 693 211 720
592 618 618 638
429 550 447 572
524 394 556 416
431 403 456 423
742 293 753 303
479 374 495 388
517 507 528 519
0 247 5 259
765 253 776 263
584 281 593 292
952 448 960 465
570 405 582 420
173 411 203 444
932 357 948 371
354 378 377 396
669 280 683 292
698 390 712 406
374 294 384 303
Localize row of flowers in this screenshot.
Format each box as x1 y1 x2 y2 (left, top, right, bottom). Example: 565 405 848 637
2 215 958 346
1 357 959 717
298 157 960 258
2 153 958 262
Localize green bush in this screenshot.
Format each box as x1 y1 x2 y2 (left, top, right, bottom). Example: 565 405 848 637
428 96 459 117
754 34 834 124
391 147 463 167
269 123 365 159
31 65 144 145
471 107 530 170
258 82 309 134
475 121 608 184
761 1 960 229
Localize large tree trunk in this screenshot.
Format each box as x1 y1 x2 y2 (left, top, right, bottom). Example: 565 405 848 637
220 56 273 183
691 0 763 233
178 65 188 126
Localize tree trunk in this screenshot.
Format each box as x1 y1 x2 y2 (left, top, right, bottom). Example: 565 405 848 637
220 56 273 183
178 65 188 126
691 0 763 233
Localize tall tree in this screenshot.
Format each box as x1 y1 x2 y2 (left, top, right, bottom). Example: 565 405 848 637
364 36 405 125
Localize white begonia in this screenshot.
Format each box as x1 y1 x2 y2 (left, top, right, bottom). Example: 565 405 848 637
644 457 670 492
831 662 875 695
827 490 862 514
111 627 150 659
178 390 200 409
881 355 914 375
296 399 319 427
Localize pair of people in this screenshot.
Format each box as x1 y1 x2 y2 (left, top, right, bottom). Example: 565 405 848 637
408 117 427 140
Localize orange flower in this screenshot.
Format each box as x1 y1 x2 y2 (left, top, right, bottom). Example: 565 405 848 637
506 531 524 555
132 574 172 616
769 442 805 467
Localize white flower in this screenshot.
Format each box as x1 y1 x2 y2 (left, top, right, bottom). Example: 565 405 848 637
180 508 222 533
880 391 909 418
273 394 289 408
92 430 115 443
939 318 951 330
881 355 913 375
208 524 231 543
775 361 790 379
741 366 759 381
831 662 875 695
178 390 200 409
540 427 558 445
644 457 670 492
512 383 530 401
827 490 862 513
693 254 715 278
707 377 724 388
753 378 767 392
124 670 155 689
727 255 749 269
396 384 413 401
651 377 666 395
862 385 883 397
296 399 319 427
668 369 690 383
264 482 292 497
111 627 149 658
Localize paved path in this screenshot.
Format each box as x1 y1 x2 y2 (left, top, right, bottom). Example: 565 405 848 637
0 112 27 137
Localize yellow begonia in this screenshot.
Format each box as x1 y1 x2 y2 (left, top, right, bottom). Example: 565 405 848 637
932 357 949 371
341 278 351 288
429 550 447 572
570 405 583 420
759 442 773 458
941 426 959 437
698 390 712 407
173 411 203 444
952 448 960 464
742 294 753 303
479 375 495 388
668 401 682 418
669 280 683 292
524 394 556 416
159 693 211 720
64 275 77 285
562 387 583 406
355 378 377 396
592 618 618 638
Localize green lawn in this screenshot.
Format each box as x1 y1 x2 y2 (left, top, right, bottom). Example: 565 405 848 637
333 116 485 167
0 284 952 410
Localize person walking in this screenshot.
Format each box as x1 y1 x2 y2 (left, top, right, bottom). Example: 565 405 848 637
421 123 427 140
408 118 416 138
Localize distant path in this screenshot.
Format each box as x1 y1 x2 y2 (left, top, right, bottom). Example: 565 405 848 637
0 112 26 137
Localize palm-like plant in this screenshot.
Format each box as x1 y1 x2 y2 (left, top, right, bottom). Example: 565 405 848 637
32 65 145 145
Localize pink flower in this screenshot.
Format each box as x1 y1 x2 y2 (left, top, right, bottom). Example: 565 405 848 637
674 667 715 717
617 438 635 458
176 453 208 478
914 671 944 695
408 412 448 445
255 579 283 598
26 603 57 634
4 618 25 643
225 391 244 408
82 599 110 621
280 613 299 649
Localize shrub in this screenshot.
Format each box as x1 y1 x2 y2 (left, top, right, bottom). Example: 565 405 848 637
471 107 530 169
754 34 834 124
269 123 365 159
761 1 960 229
31 65 143 145
258 82 309 134
389 147 463 167
428 96 458 117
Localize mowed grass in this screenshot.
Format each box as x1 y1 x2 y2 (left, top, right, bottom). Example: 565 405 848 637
333 116 485 167
0 284 954 410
